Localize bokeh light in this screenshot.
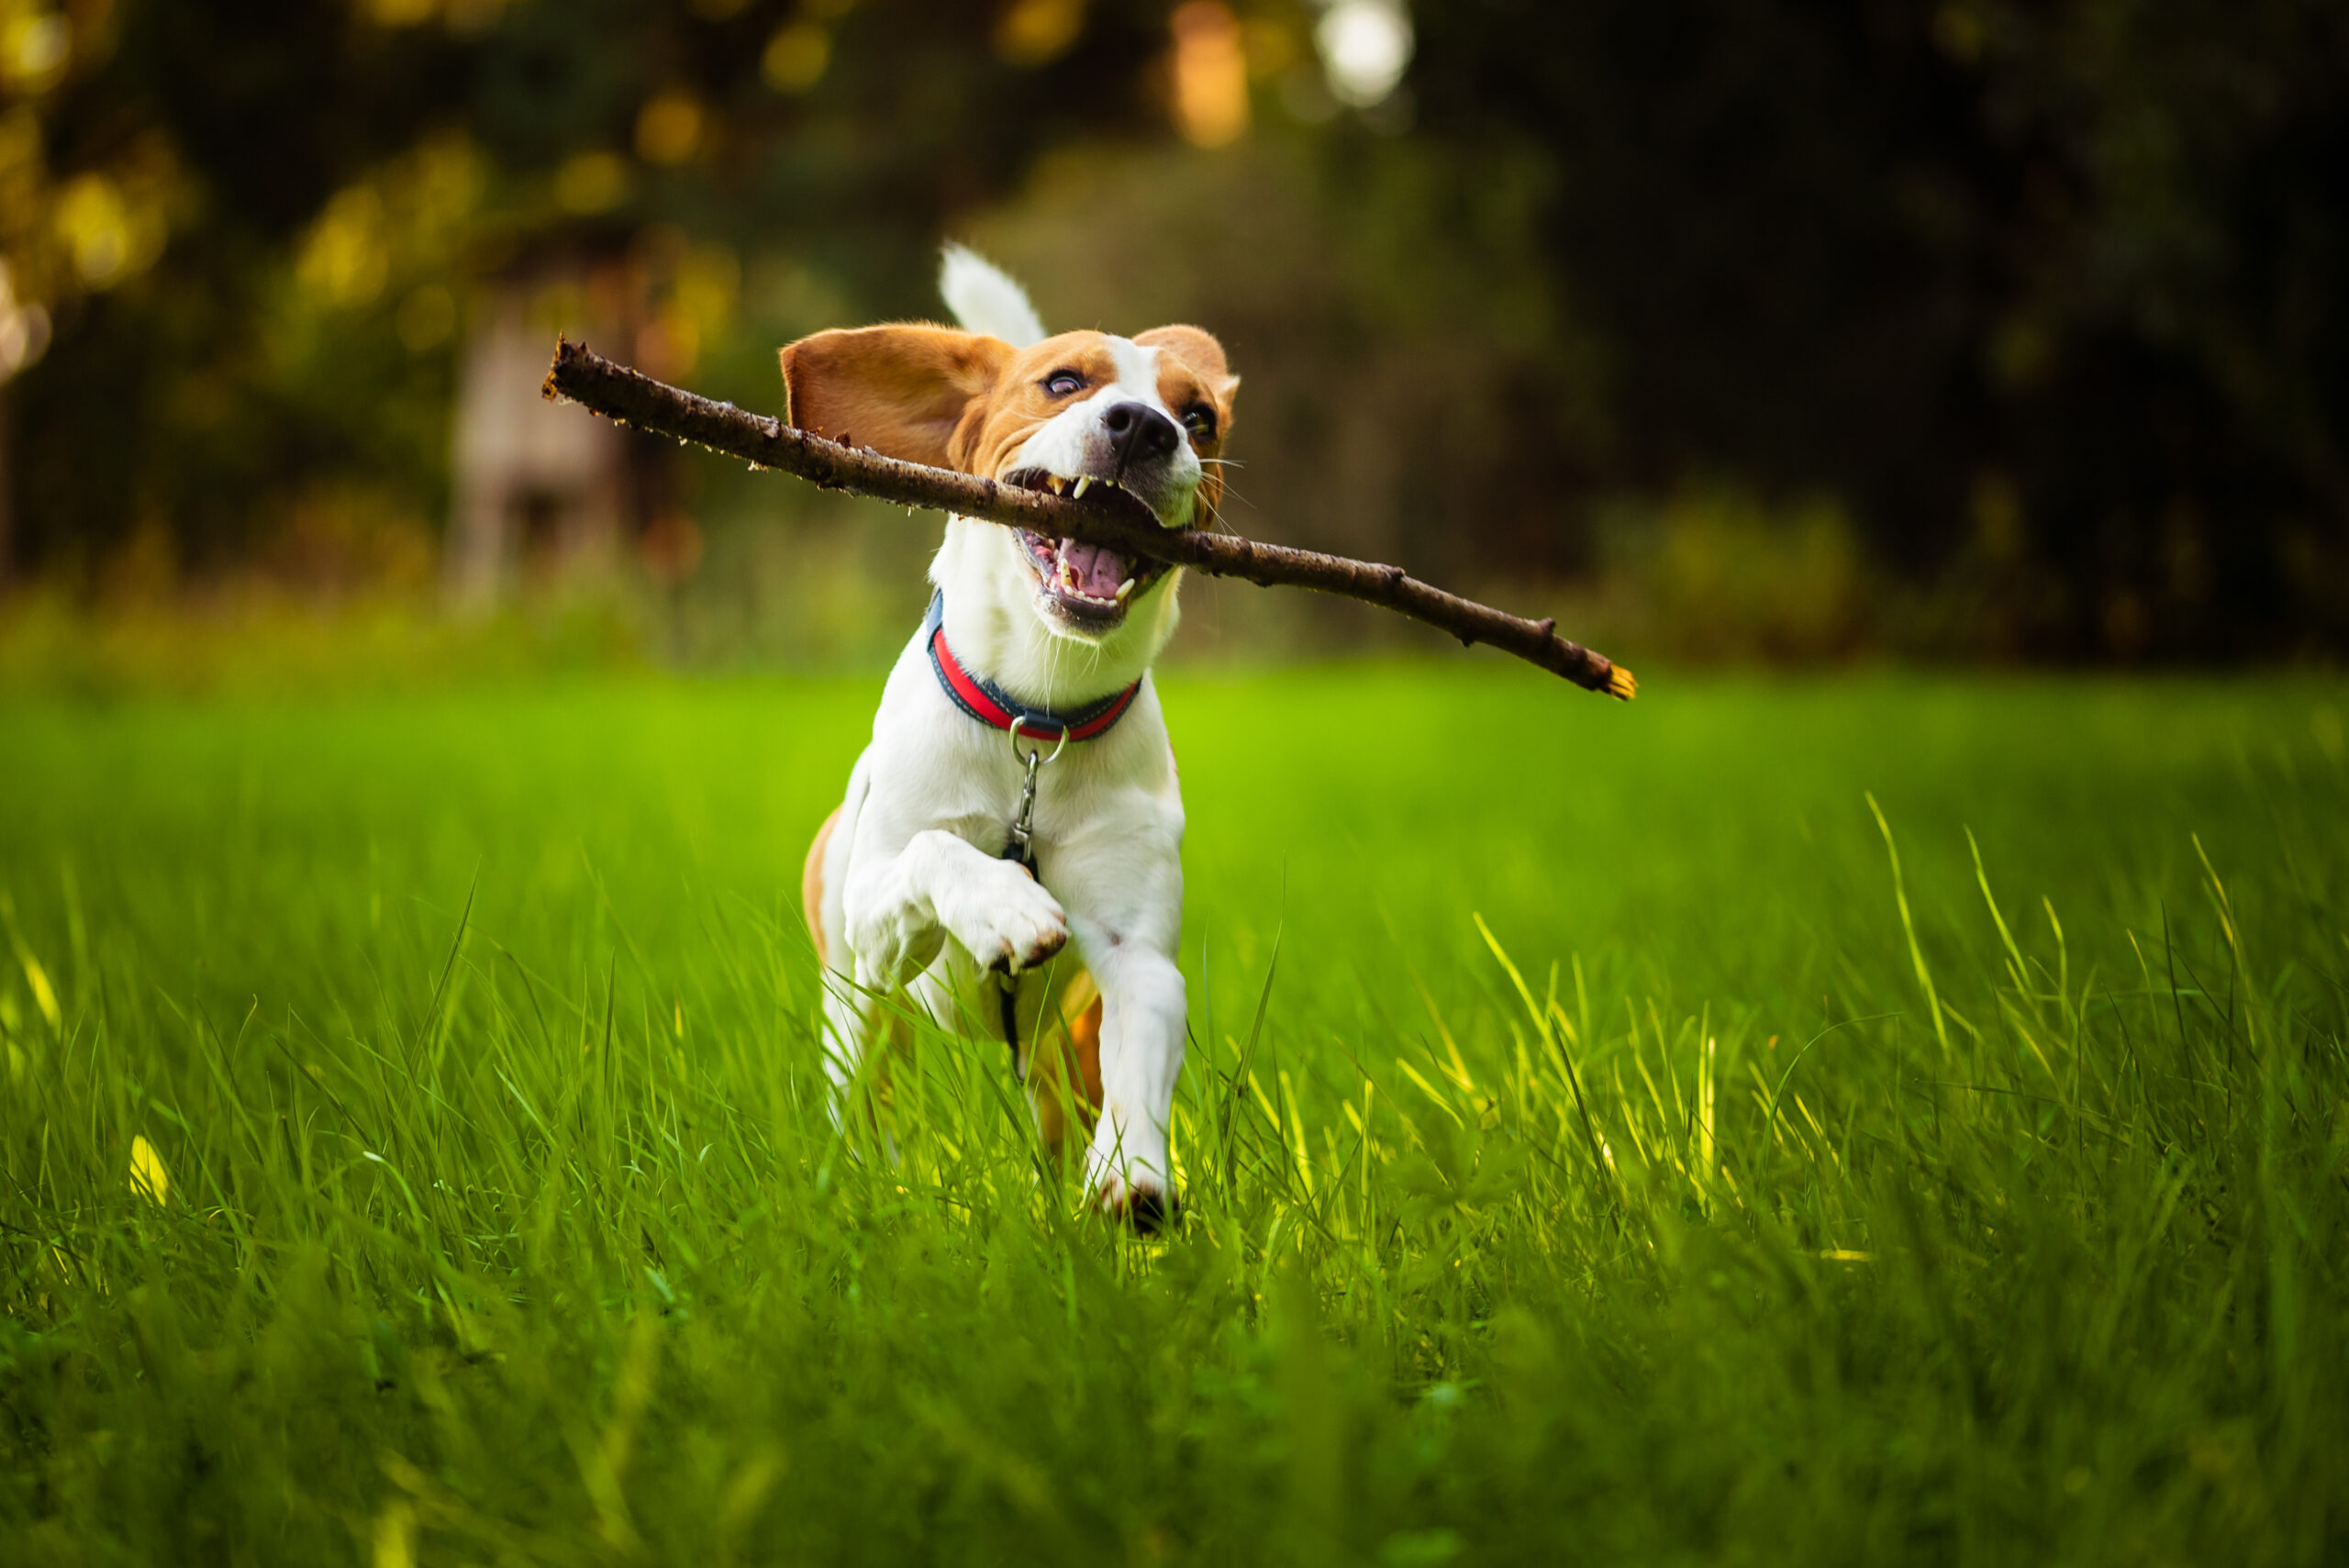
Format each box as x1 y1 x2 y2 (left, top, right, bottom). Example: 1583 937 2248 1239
635 94 707 166
762 23 830 93
0 260 52 378
1316 0 1412 107
994 0 1086 67
1172 2 1250 149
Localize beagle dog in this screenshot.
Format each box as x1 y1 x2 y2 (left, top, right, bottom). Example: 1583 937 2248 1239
796 248 1237 1228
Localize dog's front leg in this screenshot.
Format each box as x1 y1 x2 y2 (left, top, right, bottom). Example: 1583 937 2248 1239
826 828 1069 1121
842 828 1069 995
1052 828 1186 1227
1079 936 1186 1225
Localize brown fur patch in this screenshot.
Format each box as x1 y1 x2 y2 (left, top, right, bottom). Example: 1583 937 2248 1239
779 325 1013 469
1030 968 1107 1155
1136 324 1239 404
801 806 841 964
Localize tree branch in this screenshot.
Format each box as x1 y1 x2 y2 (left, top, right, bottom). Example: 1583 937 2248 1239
542 338 1634 698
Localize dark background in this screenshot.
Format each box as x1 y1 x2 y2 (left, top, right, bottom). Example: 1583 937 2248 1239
3 0 2344 664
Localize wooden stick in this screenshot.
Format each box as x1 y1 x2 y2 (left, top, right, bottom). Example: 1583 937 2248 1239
542 338 1635 698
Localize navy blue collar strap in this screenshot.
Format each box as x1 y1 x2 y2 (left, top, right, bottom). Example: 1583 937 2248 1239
924 591 1141 743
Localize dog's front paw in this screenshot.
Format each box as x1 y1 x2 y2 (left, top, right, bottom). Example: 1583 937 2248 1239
944 864 1068 975
1086 1150 1177 1235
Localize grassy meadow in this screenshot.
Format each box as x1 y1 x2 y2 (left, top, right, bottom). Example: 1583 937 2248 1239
2 664 2345 1565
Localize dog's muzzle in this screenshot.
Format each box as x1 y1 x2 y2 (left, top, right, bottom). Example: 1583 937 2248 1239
1000 469 1180 627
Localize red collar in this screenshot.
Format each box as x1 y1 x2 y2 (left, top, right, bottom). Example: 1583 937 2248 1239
923 591 1142 743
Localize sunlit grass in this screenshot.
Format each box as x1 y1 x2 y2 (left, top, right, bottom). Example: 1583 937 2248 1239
2 668 2344 1564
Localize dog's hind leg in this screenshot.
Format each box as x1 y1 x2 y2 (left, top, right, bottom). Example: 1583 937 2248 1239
802 806 841 967
1030 970 1106 1158
807 780 896 1124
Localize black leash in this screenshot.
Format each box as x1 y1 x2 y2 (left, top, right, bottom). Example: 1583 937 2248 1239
994 734 1048 1073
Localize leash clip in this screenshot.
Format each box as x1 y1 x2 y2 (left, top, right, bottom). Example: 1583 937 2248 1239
994 727 1061 1068
1003 728 1053 868
1001 715 1064 867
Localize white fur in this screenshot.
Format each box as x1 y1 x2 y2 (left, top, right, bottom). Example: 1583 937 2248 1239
940 244 1047 349
809 258 1201 1216
813 636 1187 1211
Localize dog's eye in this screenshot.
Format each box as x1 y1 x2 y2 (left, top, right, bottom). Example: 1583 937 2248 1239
1044 372 1085 397
1184 406 1217 439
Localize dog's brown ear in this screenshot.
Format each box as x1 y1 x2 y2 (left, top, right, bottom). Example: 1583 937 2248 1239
779 325 1014 470
1136 325 1241 410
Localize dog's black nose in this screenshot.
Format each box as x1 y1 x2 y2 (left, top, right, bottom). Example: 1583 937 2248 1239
1104 401 1180 464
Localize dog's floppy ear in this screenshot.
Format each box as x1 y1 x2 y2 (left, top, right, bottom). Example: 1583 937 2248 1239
779 325 1014 470
1136 324 1241 415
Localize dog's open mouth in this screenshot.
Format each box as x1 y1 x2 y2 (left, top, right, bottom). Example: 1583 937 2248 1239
1002 469 1175 625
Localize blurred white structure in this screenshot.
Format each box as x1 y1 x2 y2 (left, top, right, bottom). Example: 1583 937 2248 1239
0 263 52 382
446 255 652 605
0 261 51 587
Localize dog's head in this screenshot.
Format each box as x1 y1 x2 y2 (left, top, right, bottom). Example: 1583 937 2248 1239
779 322 1238 639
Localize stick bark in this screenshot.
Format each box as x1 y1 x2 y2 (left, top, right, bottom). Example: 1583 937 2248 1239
542 338 1634 698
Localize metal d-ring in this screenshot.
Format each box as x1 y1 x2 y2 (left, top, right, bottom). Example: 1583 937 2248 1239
1008 717 1070 768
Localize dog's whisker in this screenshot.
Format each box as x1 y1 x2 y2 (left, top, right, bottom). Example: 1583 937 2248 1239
1197 488 1239 537
1201 477 1256 536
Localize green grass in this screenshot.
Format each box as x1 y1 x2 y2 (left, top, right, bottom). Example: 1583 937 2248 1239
3 666 2346 1565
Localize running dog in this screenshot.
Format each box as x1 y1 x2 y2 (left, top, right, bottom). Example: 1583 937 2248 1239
796 248 1237 1228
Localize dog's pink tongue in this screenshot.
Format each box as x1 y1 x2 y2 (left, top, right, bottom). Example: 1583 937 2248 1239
1058 539 1128 598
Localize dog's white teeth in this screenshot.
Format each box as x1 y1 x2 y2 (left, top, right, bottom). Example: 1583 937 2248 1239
1072 476 1091 499
1116 578 1135 602
1045 475 1065 495
1061 562 1079 588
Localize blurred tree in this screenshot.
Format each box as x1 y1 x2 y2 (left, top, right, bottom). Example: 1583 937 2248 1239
3 0 2343 661
1413 0 2349 657
0 0 1181 585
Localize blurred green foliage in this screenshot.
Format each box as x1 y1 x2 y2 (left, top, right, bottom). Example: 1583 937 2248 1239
2 0 2345 662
